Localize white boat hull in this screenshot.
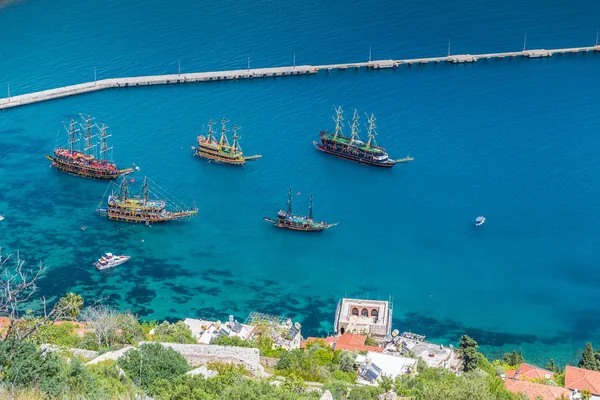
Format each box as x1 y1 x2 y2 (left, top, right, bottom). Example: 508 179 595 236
95 255 130 270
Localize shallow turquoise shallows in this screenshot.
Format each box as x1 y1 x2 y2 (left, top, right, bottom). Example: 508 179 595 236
1 0 600 364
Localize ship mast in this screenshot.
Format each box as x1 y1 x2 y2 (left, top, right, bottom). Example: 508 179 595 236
206 120 216 143
366 113 378 147
121 177 128 201
287 188 292 214
349 109 361 145
308 194 313 220
143 177 149 207
81 114 97 156
231 125 242 156
67 118 79 153
333 106 344 139
98 123 113 161
218 118 230 151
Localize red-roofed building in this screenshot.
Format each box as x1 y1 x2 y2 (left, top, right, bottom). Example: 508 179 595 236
511 363 556 381
565 365 600 397
504 379 572 400
304 333 383 353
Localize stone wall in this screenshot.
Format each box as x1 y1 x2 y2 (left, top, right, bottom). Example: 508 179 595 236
141 342 263 375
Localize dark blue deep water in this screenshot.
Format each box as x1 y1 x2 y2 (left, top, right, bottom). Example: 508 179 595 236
1 0 600 364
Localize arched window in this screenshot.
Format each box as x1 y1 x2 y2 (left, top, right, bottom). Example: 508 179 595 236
361 308 369 317
351 308 359 316
371 309 379 317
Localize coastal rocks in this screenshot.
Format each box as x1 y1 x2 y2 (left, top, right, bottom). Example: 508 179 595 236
86 345 134 365
378 390 399 400
186 365 217 378
320 390 334 400
40 344 99 360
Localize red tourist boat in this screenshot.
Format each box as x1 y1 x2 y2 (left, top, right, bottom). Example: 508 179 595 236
46 114 138 179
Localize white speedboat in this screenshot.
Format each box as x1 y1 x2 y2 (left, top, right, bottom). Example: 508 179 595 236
0 215 4 221
94 253 130 270
475 216 485 227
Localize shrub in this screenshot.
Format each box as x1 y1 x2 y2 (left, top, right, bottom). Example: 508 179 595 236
117 343 189 391
33 323 82 348
152 321 197 344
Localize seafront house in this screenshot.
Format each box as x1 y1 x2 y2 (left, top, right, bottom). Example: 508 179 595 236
333 298 392 341
355 351 418 385
504 363 556 381
503 379 574 400
565 365 600 399
183 312 302 350
501 362 574 400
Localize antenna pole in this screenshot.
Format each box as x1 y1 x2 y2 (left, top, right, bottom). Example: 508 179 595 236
368 45 372 62
247 56 250 72
293 51 296 68
447 40 451 56
7 82 10 102
178 58 181 75
523 34 527 51
94 66 97 85
596 29 599 47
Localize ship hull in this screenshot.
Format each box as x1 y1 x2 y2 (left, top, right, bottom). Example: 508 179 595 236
96 208 197 223
312 142 396 168
47 155 135 179
263 217 330 232
195 149 246 166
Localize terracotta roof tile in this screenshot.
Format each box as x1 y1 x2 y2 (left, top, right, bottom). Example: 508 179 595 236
305 333 383 353
565 365 600 395
504 379 572 400
505 370 517 379
516 363 555 380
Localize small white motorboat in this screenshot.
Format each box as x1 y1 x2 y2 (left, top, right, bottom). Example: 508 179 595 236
94 253 130 270
475 216 485 227
0 215 4 221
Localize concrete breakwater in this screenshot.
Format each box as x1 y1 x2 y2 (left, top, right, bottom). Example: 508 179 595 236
1 45 599 110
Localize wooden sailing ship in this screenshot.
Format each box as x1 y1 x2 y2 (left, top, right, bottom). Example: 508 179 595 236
96 177 198 223
313 106 413 168
263 189 338 232
46 114 138 179
193 118 262 166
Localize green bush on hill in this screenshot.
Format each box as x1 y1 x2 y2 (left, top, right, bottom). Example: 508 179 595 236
117 343 189 392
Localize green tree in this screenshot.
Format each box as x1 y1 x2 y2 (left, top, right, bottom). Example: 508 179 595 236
503 349 524 366
88 360 139 399
579 343 598 371
459 335 479 373
581 388 592 400
56 292 84 320
545 358 559 373
348 385 384 400
152 321 197 344
0 339 65 395
117 343 189 391
33 322 82 348
336 350 356 373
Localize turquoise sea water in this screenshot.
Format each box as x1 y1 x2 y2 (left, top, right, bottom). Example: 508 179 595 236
1 0 600 364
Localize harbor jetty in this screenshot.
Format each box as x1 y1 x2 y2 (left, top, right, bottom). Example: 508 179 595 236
1 44 599 110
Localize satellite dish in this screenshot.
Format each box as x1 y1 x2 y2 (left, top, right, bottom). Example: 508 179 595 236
392 329 399 337
294 322 301 330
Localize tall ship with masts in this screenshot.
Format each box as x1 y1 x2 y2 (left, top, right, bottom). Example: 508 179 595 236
46 114 138 179
263 189 338 232
96 177 198 223
313 106 413 168
193 118 262 166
